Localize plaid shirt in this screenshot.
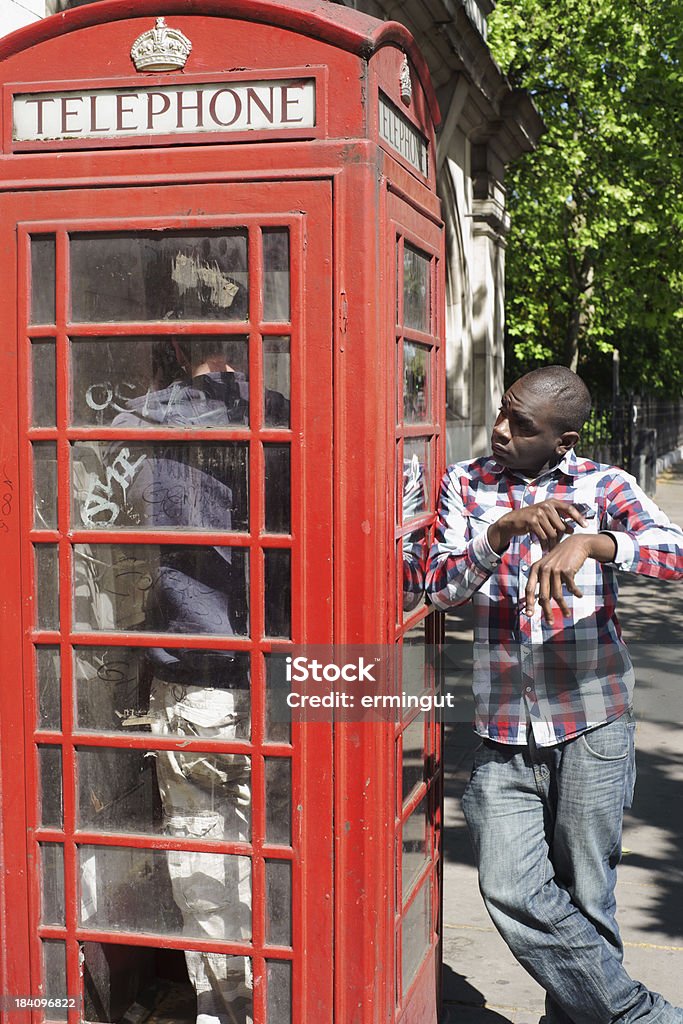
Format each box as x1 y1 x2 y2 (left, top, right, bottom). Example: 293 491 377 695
426 449 683 746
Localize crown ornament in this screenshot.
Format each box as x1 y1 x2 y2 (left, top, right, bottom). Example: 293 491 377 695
131 17 192 72
400 55 412 105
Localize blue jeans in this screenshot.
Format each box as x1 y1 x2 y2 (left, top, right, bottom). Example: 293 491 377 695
462 712 683 1024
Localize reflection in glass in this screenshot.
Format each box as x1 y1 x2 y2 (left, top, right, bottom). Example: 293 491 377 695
267 960 292 1023
72 441 249 532
77 745 251 840
32 341 56 427
75 646 250 734
401 626 428 703
265 758 291 845
402 528 427 617
31 236 56 325
402 882 431 992
263 229 290 322
42 940 68 1021
35 544 59 630
40 843 65 925
403 244 430 332
264 445 291 533
71 337 250 429
39 745 63 828
264 549 291 638
33 442 58 530
73 544 249 636
402 439 430 520
403 342 429 423
37 646 61 731
71 232 249 322
263 338 290 427
265 654 291 744
401 717 425 803
266 859 292 946
402 794 428 899
78 845 252 940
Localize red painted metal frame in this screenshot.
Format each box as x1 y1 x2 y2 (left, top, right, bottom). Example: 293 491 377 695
0 5 446 1023
388 188 445 1024
1 180 334 1024
0 0 440 130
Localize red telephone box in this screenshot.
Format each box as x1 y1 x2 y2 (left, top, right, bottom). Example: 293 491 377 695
0 3 445 1022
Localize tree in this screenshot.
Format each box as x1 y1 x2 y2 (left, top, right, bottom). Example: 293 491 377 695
488 0 683 395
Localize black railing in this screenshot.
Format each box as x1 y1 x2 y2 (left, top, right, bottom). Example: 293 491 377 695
577 395 683 493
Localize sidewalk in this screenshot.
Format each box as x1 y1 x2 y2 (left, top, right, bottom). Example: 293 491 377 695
440 463 683 1024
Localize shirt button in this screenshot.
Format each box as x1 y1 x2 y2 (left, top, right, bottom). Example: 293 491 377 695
525 686 532 693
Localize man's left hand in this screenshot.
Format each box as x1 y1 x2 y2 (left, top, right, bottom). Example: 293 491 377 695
524 534 594 623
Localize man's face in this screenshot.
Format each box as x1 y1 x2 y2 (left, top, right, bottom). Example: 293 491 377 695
491 378 568 477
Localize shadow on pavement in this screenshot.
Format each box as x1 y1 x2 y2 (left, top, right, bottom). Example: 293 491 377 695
441 965 519 1023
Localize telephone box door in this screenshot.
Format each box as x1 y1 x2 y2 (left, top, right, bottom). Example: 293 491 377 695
0 179 333 1023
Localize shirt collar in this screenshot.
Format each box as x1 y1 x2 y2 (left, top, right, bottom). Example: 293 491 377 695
488 447 581 481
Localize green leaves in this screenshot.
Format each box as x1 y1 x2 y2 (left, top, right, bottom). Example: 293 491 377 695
488 0 683 393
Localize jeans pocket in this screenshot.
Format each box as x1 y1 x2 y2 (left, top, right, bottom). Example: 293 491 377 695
580 715 630 761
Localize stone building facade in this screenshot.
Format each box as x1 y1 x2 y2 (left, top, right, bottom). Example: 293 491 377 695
2 0 542 461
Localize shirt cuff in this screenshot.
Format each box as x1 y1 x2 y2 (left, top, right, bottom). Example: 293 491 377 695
470 528 503 572
602 531 639 571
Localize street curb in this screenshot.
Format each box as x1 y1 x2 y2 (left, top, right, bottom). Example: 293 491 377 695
656 445 683 476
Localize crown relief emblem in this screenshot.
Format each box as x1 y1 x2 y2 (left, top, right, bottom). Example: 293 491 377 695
131 17 192 72
400 55 412 105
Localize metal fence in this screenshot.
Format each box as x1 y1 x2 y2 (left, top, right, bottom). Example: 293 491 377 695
577 395 683 494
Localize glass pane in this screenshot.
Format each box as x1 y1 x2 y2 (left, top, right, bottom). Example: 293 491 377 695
267 960 292 1024
402 881 431 992
70 232 249 322
401 623 428 705
264 445 291 533
82 942 249 1023
33 442 58 530
37 646 61 731
263 229 290 322
75 646 250 734
32 341 56 427
264 549 291 638
265 758 291 845
42 940 68 1021
401 717 425 803
31 236 56 325
402 794 428 900
40 843 65 925
35 544 59 629
403 342 430 423
72 442 249 532
265 860 292 946
403 244 430 332
402 528 427 619
265 654 291 744
39 745 63 828
78 743 251 840
71 336 250 429
73 544 249 635
78 845 252 940
263 337 290 427
402 439 430 521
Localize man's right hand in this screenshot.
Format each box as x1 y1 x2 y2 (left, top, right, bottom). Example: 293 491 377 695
487 500 589 554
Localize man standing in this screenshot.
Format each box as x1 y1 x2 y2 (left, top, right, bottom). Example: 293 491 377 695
427 366 683 1024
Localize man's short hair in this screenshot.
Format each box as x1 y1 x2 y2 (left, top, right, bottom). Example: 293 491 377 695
520 366 592 434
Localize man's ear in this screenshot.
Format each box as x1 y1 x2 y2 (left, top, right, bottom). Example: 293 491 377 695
557 430 579 455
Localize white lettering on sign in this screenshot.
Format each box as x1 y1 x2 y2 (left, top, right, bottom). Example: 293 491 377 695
378 94 428 176
12 79 315 143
